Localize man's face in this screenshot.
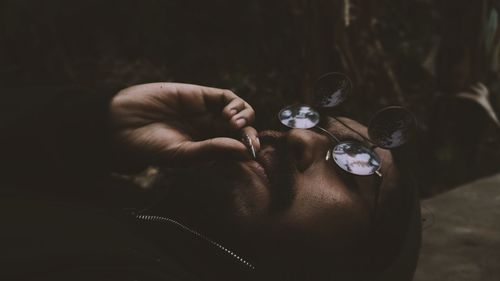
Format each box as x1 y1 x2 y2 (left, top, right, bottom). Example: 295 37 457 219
173 116 400 269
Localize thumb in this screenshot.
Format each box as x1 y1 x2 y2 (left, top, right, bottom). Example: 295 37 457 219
163 137 250 166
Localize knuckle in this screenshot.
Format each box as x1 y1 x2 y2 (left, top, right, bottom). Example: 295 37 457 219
233 99 244 107
244 102 253 110
223 89 236 98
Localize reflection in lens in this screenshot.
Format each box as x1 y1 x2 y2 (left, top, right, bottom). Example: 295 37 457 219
368 106 416 148
331 141 381 176
314 72 352 108
278 105 320 129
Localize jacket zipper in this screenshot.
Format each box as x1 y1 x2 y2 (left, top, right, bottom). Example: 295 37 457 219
135 214 255 270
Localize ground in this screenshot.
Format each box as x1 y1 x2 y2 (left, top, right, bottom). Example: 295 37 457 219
414 173 500 281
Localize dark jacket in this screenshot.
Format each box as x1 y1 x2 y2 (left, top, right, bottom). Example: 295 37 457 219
0 86 253 281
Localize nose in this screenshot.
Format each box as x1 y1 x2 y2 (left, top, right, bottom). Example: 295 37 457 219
286 128 330 171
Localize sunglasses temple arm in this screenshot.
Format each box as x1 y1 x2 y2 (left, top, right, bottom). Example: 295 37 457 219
315 126 340 143
331 116 380 147
372 171 383 224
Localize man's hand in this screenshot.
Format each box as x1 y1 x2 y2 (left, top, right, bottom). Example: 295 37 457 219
109 83 260 167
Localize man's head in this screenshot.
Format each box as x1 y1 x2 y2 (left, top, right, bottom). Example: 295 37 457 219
158 116 419 280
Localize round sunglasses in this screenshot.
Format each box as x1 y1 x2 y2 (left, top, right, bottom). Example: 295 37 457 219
277 72 416 178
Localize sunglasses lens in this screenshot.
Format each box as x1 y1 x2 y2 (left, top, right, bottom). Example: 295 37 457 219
331 141 381 176
314 72 352 108
278 105 320 129
368 106 416 148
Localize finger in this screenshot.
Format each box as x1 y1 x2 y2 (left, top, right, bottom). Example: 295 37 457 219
200 87 239 102
223 99 246 119
200 87 241 112
230 108 255 129
165 137 250 166
200 88 255 123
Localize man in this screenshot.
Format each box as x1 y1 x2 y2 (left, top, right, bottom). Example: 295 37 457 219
0 83 420 280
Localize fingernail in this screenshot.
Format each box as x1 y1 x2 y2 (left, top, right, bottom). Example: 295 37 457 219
229 109 237 115
241 134 257 159
255 136 260 147
235 118 246 127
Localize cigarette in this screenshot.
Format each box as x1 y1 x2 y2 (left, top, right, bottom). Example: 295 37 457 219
242 134 257 159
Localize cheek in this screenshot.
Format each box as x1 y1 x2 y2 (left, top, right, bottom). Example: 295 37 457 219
231 180 270 219
276 168 372 250
225 163 272 225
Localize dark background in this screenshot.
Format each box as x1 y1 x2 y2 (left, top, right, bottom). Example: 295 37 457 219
1 0 499 197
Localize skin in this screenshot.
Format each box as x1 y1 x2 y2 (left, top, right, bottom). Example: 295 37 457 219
187 119 398 274
110 82 260 167
110 83 401 278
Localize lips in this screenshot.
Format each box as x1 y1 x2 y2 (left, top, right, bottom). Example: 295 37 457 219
243 139 278 190
255 130 286 185
255 131 296 210
256 149 275 180
247 159 270 186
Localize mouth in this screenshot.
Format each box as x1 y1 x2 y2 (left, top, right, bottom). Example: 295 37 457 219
256 130 296 211
244 132 281 190
246 159 271 187
254 131 285 193
256 147 277 183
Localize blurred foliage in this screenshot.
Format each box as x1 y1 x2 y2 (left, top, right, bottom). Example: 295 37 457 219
1 0 499 196
0 0 439 125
